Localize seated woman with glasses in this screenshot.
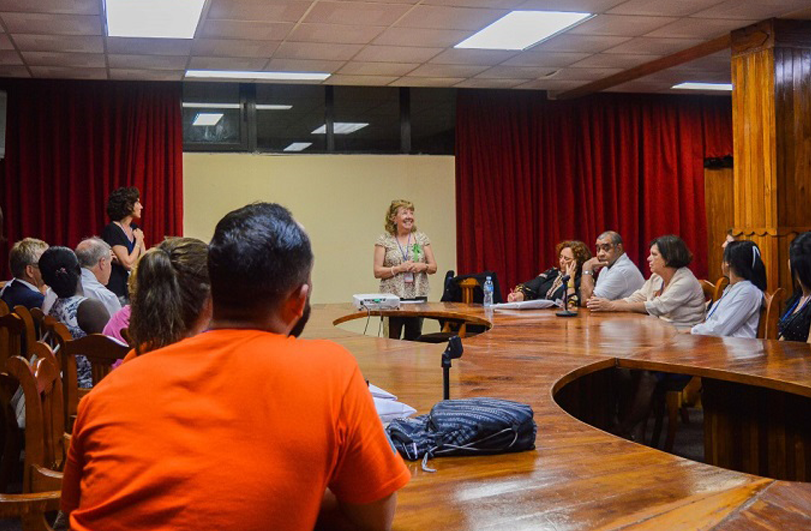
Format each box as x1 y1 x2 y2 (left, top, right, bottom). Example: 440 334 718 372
507 240 591 308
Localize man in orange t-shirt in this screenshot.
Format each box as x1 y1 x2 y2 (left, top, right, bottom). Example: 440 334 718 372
61 203 411 530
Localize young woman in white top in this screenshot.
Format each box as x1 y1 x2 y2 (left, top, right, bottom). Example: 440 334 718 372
691 240 766 338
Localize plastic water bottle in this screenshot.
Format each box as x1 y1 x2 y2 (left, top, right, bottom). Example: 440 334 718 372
483 276 494 308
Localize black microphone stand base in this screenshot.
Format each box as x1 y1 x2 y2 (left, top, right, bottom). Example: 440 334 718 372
556 310 578 317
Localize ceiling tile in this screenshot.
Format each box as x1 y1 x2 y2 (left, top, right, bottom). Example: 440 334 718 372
608 80 670 93
106 38 193 56
206 0 313 23
29 65 106 79
304 2 412 26
192 39 279 58
475 65 557 79
108 54 189 70
338 61 419 76
501 51 591 67
288 23 386 45
691 0 811 20
644 17 756 39
0 0 99 15
602 36 704 55
391 76 465 87
455 78 530 88
372 27 471 48
408 63 488 77
110 69 184 81
568 15 679 36
571 53 660 68
532 34 632 53
188 56 269 71
607 0 726 17
274 41 363 61
396 5 508 30
326 74 400 85
0 64 28 77
428 49 517 65
0 49 21 65
0 13 102 36
13 34 103 53
22 51 105 68
516 0 626 12
200 20 294 40
0 34 15 51
265 58 346 72
352 45 443 63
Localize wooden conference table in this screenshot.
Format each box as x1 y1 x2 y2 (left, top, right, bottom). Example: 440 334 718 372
307 302 811 530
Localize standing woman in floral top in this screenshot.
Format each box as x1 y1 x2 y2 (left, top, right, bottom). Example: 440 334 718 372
373 199 437 340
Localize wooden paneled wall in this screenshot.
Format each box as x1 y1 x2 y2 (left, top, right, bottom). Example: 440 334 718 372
731 19 811 296
704 168 734 282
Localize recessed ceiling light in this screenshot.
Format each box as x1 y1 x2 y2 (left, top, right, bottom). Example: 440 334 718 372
105 0 205 39
256 104 293 110
455 11 592 51
186 70 330 81
311 123 369 135
192 113 223 127
284 142 313 152
182 103 240 109
672 82 733 91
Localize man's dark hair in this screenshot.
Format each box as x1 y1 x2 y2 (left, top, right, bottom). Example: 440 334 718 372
650 235 693 269
208 203 313 320
106 187 140 221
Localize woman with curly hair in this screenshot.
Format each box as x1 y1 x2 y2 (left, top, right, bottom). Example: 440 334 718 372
102 187 146 300
507 240 591 308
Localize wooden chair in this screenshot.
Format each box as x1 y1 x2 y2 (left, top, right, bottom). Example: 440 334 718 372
12 306 38 358
0 300 8 316
757 287 786 340
0 313 25 368
0 342 67 531
700 277 728 303
53 333 129 430
416 278 481 343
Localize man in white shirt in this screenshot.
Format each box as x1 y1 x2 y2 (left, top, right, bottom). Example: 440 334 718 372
580 231 645 301
74 237 122 317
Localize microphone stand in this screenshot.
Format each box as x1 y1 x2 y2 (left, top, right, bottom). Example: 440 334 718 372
441 336 464 400
556 274 578 318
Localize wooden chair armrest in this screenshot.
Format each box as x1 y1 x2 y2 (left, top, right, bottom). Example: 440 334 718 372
30 466 62 493
0 491 59 530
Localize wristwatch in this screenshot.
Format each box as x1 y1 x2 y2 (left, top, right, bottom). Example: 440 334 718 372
582 270 594 276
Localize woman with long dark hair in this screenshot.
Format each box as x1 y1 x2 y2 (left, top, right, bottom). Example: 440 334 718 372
102 187 147 300
779 232 811 342
691 240 766 338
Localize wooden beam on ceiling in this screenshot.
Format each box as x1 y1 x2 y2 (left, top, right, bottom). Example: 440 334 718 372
554 34 732 100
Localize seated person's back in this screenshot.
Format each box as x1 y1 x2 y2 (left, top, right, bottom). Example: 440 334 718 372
61 203 410 531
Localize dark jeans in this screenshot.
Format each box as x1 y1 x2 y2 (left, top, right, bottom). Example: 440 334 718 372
389 316 423 341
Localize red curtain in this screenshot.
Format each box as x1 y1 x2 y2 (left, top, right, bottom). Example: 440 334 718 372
0 79 183 278
456 91 732 298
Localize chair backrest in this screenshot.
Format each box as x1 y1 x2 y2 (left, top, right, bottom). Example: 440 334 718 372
699 280 715 302
0 299 8 316
458 278 479 304
758 287 786 340
713 277 729 301
5 343 65 494
441 271 504 305
12 306 37 358
0 314 25 368
56 333 130 428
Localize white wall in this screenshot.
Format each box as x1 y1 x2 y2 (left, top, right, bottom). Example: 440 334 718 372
183 153 457 305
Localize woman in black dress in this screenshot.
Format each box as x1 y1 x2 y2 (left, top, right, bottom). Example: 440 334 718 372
102 187 146 301
507 240 591 308
778 231 811 342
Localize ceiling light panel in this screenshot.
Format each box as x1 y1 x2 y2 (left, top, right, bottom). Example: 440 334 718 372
186 70 330 81
192 113 223 126
455 11 593 51
105 0 206 39
672 82 733 91
311 123 369 134
284 142 313 152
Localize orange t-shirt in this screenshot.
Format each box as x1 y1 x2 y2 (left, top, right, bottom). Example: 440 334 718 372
61 329 411 531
